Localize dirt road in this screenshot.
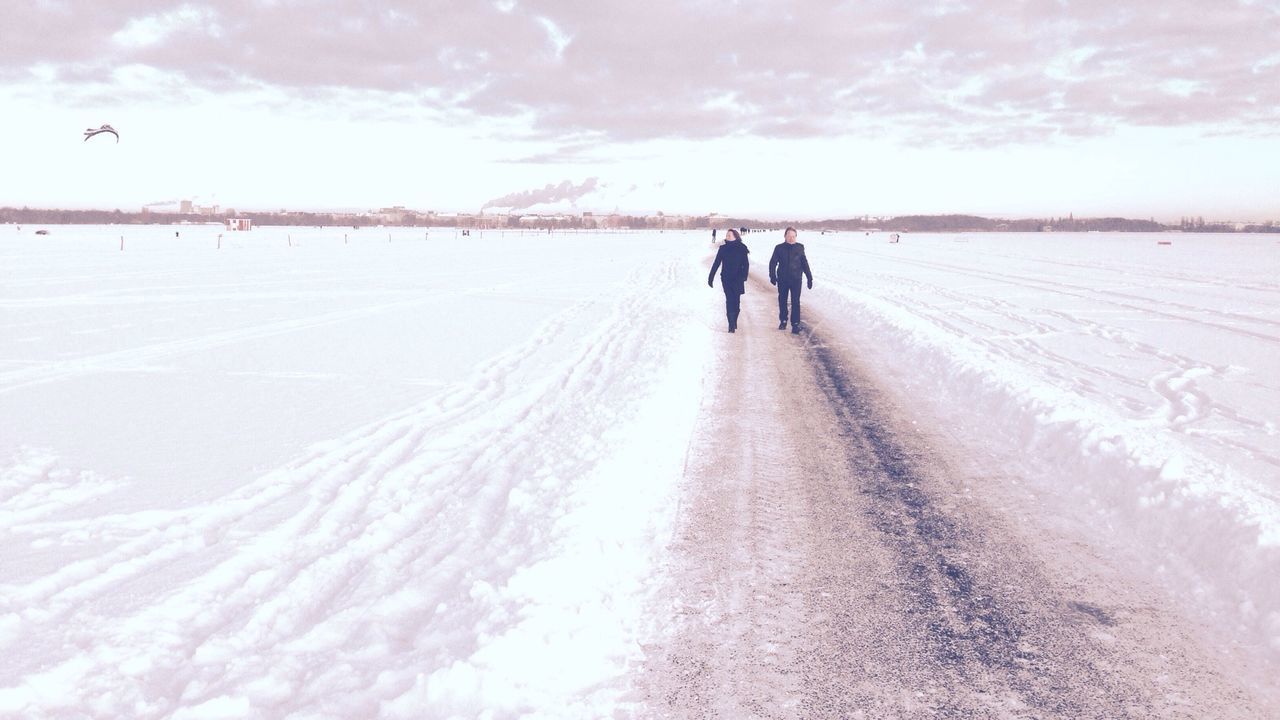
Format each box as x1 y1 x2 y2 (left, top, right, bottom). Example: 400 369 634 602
639 278 1275 718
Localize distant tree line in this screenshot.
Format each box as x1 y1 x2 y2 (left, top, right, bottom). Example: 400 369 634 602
0 207 393 227
1174 216 1277 233
2 206 1277 233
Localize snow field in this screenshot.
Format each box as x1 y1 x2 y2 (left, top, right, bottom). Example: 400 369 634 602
805 231 1280 658
5 224 1278 716
0 226 715 718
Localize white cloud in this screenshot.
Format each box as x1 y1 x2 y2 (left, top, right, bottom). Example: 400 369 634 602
536 17 571 59
1159 79 1203 98
0 1 1271 146
112 5 220 48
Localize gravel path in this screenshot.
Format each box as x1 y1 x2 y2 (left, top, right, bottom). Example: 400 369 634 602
638 277 1275 718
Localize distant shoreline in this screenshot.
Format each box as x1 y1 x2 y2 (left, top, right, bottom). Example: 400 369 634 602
3 207 1276 234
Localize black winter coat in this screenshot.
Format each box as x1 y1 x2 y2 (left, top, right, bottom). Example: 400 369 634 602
709 241 750 293
769 242 813 285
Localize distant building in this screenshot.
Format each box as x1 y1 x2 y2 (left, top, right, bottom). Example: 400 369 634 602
225 218 252 231
180 200 193 214
375 206 411 224
518 214 572 227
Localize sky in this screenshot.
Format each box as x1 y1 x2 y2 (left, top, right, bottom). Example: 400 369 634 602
1 1 1278 220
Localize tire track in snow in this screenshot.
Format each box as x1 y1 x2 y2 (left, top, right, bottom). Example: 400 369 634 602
801 324 1278 717
642 304 810 717
820 253 1279 488
0 256 633 396
825 267 1164 402
0 295 584 624
0 450 126 532
852 275 1256 436
819 258 1275 450
965 246 1280 295
838 248 1280 343
0 293 453 395
798 330 1134 716
643 273 1271 717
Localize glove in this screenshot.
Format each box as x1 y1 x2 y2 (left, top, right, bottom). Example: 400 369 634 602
807 280 813 289
707 278 714 288
770 278 777 286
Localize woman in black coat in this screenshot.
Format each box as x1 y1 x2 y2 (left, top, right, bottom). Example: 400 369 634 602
708 228 750 332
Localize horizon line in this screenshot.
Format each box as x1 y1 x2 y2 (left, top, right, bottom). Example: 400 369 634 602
4 204 1275 225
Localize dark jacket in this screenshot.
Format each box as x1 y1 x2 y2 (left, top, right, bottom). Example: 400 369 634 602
769 242 812 285
709 241 750 292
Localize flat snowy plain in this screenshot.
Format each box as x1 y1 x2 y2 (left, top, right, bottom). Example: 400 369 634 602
1 224 1277 717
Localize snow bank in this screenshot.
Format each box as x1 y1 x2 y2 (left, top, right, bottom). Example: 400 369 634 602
809 231 1280 658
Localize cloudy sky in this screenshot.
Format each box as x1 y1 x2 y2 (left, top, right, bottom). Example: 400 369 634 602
2 1 1278 219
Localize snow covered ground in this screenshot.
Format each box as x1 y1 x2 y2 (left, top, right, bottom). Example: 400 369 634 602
1 224 715 717
802 230 1280 661
1 224 1277 717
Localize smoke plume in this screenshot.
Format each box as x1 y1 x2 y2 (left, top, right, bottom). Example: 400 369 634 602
482 177 599 211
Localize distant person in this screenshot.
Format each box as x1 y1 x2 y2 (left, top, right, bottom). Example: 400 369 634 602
712 228 718 243
708 228 750 333
769 227 813 334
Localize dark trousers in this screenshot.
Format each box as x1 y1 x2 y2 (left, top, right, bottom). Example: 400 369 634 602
778 280 802 325
723 282 743 329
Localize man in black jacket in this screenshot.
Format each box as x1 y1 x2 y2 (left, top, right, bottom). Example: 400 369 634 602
708 229 750 332
768 227 813 334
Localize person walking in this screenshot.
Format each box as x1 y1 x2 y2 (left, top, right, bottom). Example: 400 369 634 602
708 228 750 333
769 227 813 334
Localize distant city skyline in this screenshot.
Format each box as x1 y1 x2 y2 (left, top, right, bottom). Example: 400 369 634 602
2 2 1278 221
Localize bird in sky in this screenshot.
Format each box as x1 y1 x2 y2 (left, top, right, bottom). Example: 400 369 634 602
84 124 119 143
